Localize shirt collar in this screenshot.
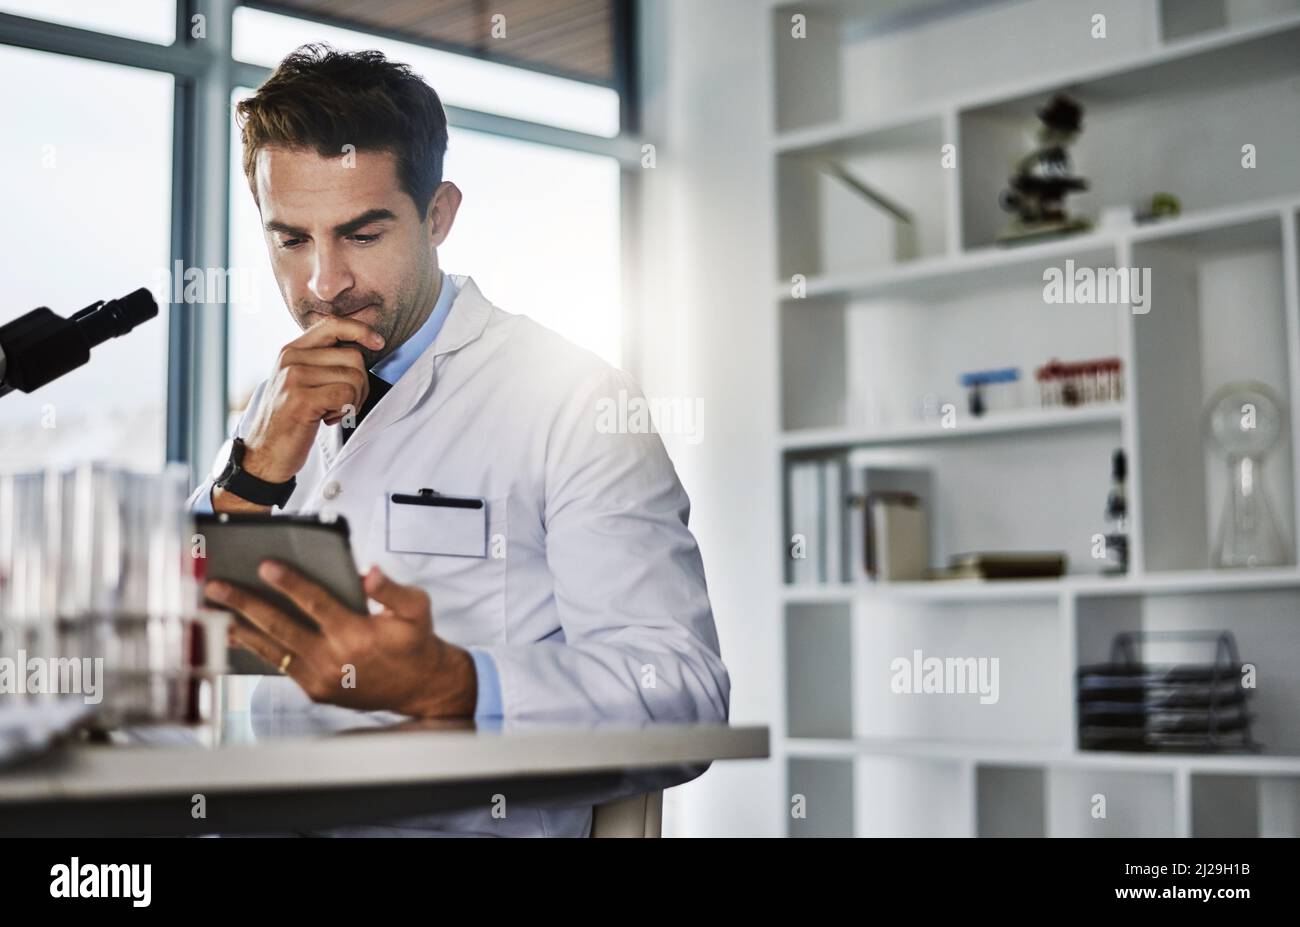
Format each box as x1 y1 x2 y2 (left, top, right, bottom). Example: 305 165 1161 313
370 271 459 385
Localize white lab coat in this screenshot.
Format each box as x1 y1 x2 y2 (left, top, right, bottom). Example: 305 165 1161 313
191 275 730 836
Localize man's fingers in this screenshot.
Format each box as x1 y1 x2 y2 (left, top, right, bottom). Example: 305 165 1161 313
229 622 298 677
279 353 369 413
280 346 369 373
256 561 356 635
290 315 385 351
363 565 431 621
282 364 368 402
204 580 318 654
287 382 363 424
307 383 362 419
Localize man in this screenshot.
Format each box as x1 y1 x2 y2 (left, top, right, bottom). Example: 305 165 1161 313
190 45 730 836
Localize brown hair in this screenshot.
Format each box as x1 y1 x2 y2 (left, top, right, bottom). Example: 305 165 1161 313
236 43 449 216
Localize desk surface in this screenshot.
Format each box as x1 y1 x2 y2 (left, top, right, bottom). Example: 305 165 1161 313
0 720 770 804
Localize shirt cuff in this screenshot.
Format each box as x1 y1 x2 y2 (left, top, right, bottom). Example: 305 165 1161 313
191 481 215 515
468 648 504 720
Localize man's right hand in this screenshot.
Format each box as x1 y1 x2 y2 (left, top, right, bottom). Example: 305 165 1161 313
214 316 384 513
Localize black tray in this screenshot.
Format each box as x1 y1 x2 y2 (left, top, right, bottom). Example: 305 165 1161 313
1076 681 1246 708
1079 706 1252 732
1076 631 1260 753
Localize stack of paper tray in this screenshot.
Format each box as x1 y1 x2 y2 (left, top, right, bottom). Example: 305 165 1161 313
1077 630 1260 753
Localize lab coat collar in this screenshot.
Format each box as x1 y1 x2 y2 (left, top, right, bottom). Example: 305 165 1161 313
317 274 493 471
428 274 492 358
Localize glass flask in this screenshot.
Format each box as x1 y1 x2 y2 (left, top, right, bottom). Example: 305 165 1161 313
1205 382 1288 568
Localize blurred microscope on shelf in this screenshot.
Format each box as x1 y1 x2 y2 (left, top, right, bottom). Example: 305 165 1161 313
997 93 1092 245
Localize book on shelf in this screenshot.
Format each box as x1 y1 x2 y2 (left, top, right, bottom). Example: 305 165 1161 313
786 459 846 584
846 456 934 584
927 552 1067 581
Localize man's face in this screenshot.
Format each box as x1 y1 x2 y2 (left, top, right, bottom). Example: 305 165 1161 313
252 146 458 368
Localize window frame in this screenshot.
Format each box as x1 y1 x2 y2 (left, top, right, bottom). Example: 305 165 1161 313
0 0 642 482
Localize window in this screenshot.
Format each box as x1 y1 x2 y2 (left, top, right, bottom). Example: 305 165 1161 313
439 129 622 365
0 1 633 474
0 0 176 45
226 88 301 424
0 45 173 470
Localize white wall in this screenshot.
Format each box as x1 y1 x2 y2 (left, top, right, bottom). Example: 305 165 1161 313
635 0 781 836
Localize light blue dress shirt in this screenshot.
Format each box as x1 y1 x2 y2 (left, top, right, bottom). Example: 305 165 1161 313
194 272 503 719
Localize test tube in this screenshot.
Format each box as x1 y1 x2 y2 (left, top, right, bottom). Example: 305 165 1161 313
1046 359 1063 407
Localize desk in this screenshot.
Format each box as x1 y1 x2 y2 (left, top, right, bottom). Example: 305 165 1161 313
0 711 769 835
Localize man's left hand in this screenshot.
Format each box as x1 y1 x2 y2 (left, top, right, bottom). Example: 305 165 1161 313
205 563 477 718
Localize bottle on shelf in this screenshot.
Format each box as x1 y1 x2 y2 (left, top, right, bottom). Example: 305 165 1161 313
1103 448 1128 575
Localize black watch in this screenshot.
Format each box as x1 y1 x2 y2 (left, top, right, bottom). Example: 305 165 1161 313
214 437 297 508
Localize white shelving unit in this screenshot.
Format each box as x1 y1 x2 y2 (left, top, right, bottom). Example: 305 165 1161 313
771 0 1300 837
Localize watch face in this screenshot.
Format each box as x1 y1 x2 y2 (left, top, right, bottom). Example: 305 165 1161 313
217 440 243 486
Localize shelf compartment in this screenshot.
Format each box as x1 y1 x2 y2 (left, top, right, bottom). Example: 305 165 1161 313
1047 768 1177 836
838 432 1123 576
787 756 854 837
851 598 1067 746
780 295 848 431
785 602 853 739
1161 0 1300 43
778 239 1126 434
958 23 1300 250
842 254 1124 433
770 0 1158 137
1075 588 1300 755
854 756 969 837
1132 215 1296 571
977 765 1047 837
1191 772 1300 836
775 116 949 281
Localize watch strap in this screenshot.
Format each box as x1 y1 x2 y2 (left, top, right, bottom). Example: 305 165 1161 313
215 437 296 507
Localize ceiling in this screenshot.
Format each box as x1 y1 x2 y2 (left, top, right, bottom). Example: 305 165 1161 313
839 0 1027 37
258 0 620 83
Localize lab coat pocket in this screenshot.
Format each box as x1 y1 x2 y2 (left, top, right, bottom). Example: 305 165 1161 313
387 490 488 557
370 493 509 643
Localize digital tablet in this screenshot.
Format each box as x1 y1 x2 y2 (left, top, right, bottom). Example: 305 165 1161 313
195 512 368 675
